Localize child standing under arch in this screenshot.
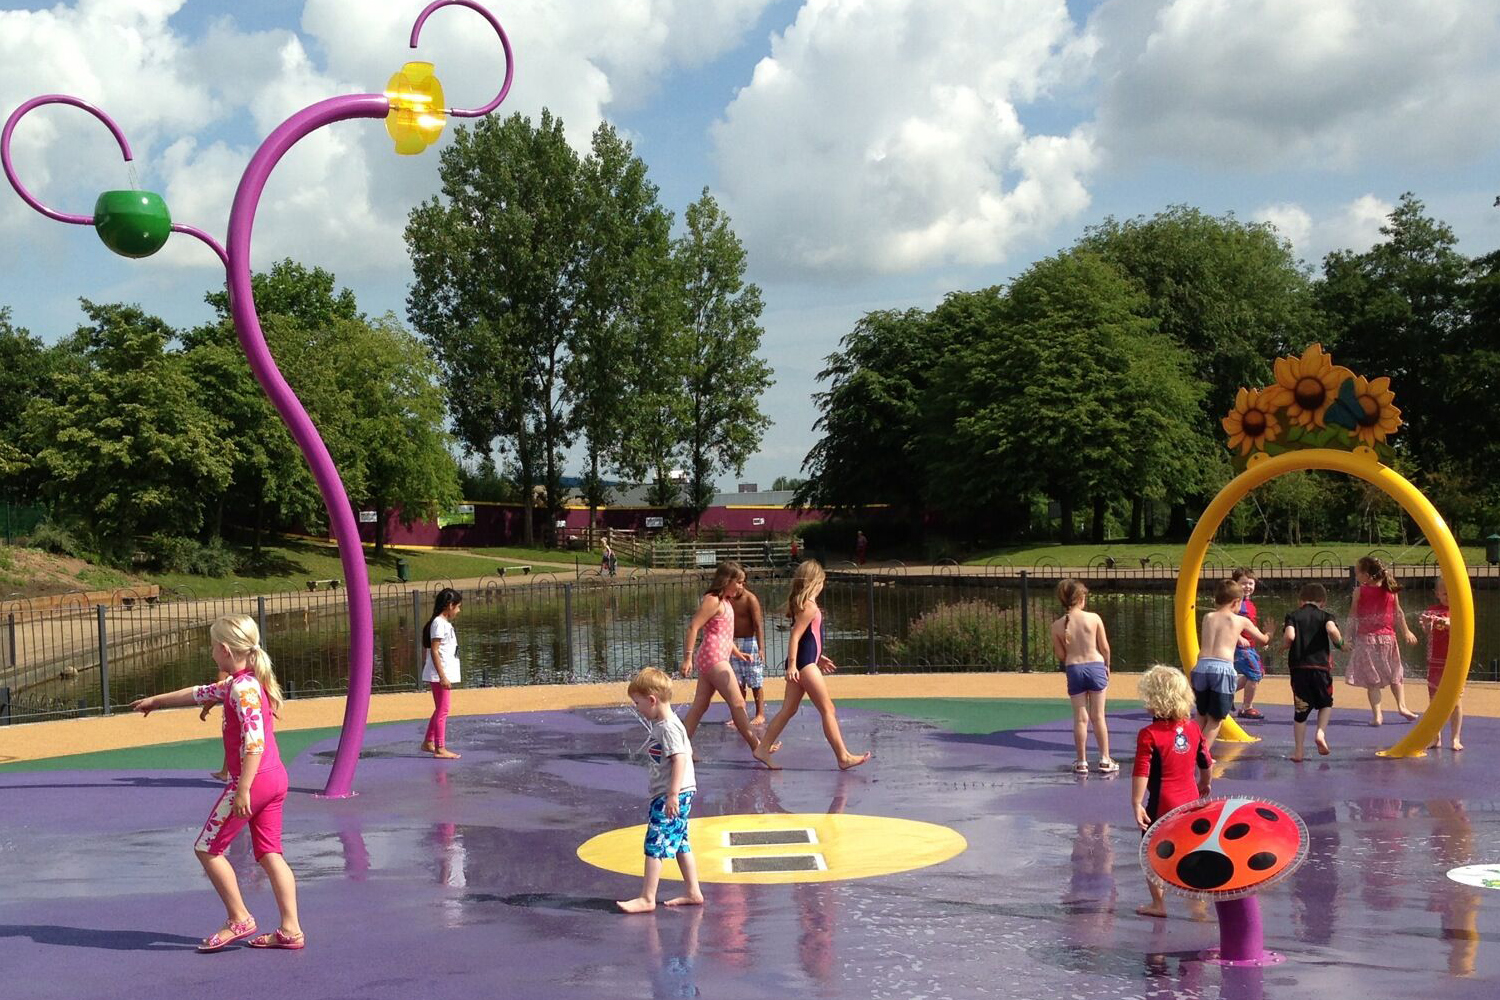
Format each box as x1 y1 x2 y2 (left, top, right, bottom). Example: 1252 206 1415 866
1421 577 1464 751
753 560 870 770
1051 579 1116 774
1347 556 1418 726
132 615 305 951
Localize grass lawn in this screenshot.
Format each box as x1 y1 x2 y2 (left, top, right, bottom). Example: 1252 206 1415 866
965 540 1487 569
144 538 567 599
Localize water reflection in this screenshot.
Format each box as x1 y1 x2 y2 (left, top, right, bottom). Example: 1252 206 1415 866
1426 800 1480 977
1063 823 1116 939
1350 797 1414 913
1291 806 1339 946
648 904 702 998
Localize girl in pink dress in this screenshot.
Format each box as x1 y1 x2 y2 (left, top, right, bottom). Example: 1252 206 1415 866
132 614 305 952
1346 556 1419 726
680 561 764 760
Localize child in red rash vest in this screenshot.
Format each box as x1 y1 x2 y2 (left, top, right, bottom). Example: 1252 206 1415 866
1132 665 1212 918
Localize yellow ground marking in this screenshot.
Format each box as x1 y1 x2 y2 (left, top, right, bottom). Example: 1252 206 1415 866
576 812 967 884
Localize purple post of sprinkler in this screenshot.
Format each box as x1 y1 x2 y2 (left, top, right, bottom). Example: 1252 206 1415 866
1 1 514 798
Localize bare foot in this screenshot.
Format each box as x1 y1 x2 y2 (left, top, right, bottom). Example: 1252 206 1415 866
1370 711 1382 727
1451 739 1464 751
1427 740 1440 751
1136 905 1167 918
616 897 656 914
753 747 781 770
1288 755 1305 763
1397 708 1418 720
209 770 230 782
432 748 461 759
420 741 435 753
663 894 704 907
1315 733 1330 756
749 715 766 726
838 752 872 770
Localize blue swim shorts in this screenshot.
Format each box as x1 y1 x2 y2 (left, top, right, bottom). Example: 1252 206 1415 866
733 637 764 690
1065 661 1109 696
1233 646 1264 682
1192 656 1237 720
644 790 694 859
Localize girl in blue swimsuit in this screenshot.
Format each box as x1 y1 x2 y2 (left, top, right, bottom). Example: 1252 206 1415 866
753 560 871 770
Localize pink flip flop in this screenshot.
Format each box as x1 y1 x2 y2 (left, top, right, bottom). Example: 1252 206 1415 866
198 917 257 952
248 928 306 950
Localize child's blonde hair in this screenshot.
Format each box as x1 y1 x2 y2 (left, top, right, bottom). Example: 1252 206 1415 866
1138 664 1193 721
785 559 826 619
210 614 283 714
628 667 673 701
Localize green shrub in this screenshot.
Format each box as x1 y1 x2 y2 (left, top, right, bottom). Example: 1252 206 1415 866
144 535 241 577
888 598 1053 670
27 519 82 558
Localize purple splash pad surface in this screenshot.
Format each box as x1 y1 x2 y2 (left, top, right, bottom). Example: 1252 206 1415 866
2 703 1498 999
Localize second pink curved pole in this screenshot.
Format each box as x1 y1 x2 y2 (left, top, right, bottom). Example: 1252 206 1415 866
226 94 389 798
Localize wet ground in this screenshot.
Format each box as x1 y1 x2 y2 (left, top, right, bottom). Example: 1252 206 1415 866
1 698 1497 999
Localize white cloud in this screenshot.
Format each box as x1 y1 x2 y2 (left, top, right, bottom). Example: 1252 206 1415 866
711 0 1096 277
3 0 779 278
1087 0 1500 170
1252 194 1392 265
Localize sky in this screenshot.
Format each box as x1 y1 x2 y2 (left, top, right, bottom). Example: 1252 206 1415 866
2 0 1499 492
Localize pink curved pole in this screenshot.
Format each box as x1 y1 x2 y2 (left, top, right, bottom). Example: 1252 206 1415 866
410 0 514 117
2 95 133 225
226 94 389 798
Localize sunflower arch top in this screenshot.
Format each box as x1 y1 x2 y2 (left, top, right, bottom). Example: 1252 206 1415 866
1 0 516 797
1177 344 1471 757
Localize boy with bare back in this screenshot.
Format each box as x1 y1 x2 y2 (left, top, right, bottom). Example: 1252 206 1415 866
1194 579 1269 750
1051 580 1116 774
726 583 768 726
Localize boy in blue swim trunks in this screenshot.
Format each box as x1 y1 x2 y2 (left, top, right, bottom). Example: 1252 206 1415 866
727 585 768 725
618 667 703 913
1230 567 1267 719
1194 579 1268 751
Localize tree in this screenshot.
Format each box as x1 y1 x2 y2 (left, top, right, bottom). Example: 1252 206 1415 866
1078 207 1318 535
0 309 53 500
924 252 1201 543
771 476 806 492
672 190 773 531
407 110 584 545
24 302 232 552
326 315 460 554
798 304 962 528
569 123 675 541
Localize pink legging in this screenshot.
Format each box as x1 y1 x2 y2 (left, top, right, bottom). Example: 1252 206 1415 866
425 682 450 747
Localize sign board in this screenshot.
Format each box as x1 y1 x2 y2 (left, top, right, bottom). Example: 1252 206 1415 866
359 510 378 524
555 519 568 529
645 516 665 529
694 550 718 567
437 504 476 529
752 517 766 526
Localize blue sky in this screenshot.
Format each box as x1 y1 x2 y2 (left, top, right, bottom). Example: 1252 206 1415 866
3 0 1498 491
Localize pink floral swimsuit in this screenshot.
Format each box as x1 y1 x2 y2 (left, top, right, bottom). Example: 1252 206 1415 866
191 669 288 859
694 597 735 674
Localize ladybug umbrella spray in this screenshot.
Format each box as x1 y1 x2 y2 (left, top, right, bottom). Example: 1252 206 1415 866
1141 795 1309 965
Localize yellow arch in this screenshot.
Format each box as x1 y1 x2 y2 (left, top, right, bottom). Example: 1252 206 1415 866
1175 447 1472 757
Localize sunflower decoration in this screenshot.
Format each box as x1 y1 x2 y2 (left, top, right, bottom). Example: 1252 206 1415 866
1222 343 1400 471
1265 343 1353 429
1222 387 1281 455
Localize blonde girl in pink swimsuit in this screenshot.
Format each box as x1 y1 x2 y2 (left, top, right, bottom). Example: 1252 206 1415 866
132 614 306 952
680 561 766 760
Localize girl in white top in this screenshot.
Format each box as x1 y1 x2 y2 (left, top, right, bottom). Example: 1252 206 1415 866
421 588 463 759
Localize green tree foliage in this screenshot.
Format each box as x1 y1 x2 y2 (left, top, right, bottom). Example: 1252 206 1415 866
771 475 806 491
673 190 773 529
407 110 584 545
24 302 232 552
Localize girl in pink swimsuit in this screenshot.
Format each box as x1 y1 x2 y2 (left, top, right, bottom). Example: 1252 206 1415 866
680 561 764 760
132 614 306 952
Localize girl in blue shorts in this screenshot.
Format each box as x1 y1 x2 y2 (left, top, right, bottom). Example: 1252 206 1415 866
1051 579 1117 774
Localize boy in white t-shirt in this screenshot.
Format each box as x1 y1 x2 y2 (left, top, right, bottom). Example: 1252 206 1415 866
618 667 703 913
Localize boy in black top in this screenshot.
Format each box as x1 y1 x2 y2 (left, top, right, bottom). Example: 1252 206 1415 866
1284 582 1345 761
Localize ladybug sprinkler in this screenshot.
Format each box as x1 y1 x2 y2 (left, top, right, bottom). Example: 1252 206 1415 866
1141 795 1309 965
1 1 514 798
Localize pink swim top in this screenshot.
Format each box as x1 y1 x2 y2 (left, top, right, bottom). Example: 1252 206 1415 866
194 669 282 779
694 596 735 671
1354 585 1396 637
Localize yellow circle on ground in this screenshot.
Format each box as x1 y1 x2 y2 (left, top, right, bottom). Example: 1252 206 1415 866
577 812 967 884
1175 447 1473 758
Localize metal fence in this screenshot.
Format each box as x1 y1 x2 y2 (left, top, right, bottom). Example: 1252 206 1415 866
5 560 1500 726
1 502 46 545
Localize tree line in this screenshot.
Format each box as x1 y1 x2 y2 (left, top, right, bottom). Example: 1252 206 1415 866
796 195 1500 548
0 109 775 568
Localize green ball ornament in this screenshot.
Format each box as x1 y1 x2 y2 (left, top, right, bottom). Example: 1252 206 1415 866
93 190 171 258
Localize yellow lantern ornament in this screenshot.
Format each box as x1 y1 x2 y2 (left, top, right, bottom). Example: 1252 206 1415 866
385 61 446 155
